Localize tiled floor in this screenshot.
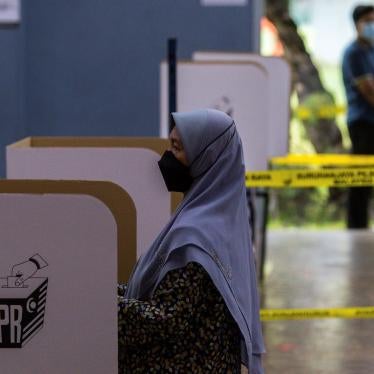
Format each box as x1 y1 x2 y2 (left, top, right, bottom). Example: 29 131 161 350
260 229 374 374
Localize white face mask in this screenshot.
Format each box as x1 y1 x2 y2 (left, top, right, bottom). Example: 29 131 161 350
362 21 374 44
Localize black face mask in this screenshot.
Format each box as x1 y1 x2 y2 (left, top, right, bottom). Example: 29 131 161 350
158 151 193 192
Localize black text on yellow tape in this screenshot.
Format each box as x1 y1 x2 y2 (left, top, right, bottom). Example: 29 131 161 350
260 307 374 321
246 168 374 188
271 154 374 167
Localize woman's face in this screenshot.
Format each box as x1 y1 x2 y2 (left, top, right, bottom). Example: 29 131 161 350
169 127 189 166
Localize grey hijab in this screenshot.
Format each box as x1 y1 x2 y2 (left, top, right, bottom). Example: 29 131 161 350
125 109 265 373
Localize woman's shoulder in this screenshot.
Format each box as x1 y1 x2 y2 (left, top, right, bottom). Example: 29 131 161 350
167 261 207 280
158 260 211 289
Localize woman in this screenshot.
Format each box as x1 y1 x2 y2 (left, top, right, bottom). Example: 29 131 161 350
118 109 265 373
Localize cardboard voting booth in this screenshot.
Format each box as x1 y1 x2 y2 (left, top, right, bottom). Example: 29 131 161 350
160 61 269 170
161 56 291 170
6 137 180 258
0 180 135 373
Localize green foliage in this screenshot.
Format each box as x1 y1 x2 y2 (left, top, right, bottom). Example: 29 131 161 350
269 187 346 228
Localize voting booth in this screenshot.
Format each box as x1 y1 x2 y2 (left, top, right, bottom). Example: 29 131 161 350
161 61 269 170
160 56 291 169
6 137 181 259
0 180 136 373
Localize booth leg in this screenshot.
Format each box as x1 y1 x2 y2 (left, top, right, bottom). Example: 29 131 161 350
254 189 269 282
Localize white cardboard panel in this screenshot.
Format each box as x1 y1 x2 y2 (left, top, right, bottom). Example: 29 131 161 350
0 194 117 373
0 0 20 23
192 52 291 159
160 62 269 170
6 147 169 257
201 0 248 6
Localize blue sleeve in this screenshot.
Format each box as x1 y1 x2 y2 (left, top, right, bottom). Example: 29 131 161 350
347 49 373 83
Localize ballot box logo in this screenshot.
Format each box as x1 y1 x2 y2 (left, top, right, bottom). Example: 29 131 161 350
0 254 48 348
212 96 234 118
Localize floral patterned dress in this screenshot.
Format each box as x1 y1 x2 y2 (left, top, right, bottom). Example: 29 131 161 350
118 262 242 373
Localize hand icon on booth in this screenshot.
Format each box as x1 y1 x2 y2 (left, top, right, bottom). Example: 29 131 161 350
11 254 48 287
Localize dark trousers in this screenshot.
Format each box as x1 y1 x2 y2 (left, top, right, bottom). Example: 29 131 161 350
347 121 374 229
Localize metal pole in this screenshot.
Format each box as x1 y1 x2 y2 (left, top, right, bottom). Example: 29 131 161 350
259 189 269 281
251 0 264 53
259 159 272 281
168 38 177 132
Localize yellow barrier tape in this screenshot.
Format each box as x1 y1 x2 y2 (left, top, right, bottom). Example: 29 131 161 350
294 105 346 120
245 168 374 188
271 154 374 167
260 307 374 321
